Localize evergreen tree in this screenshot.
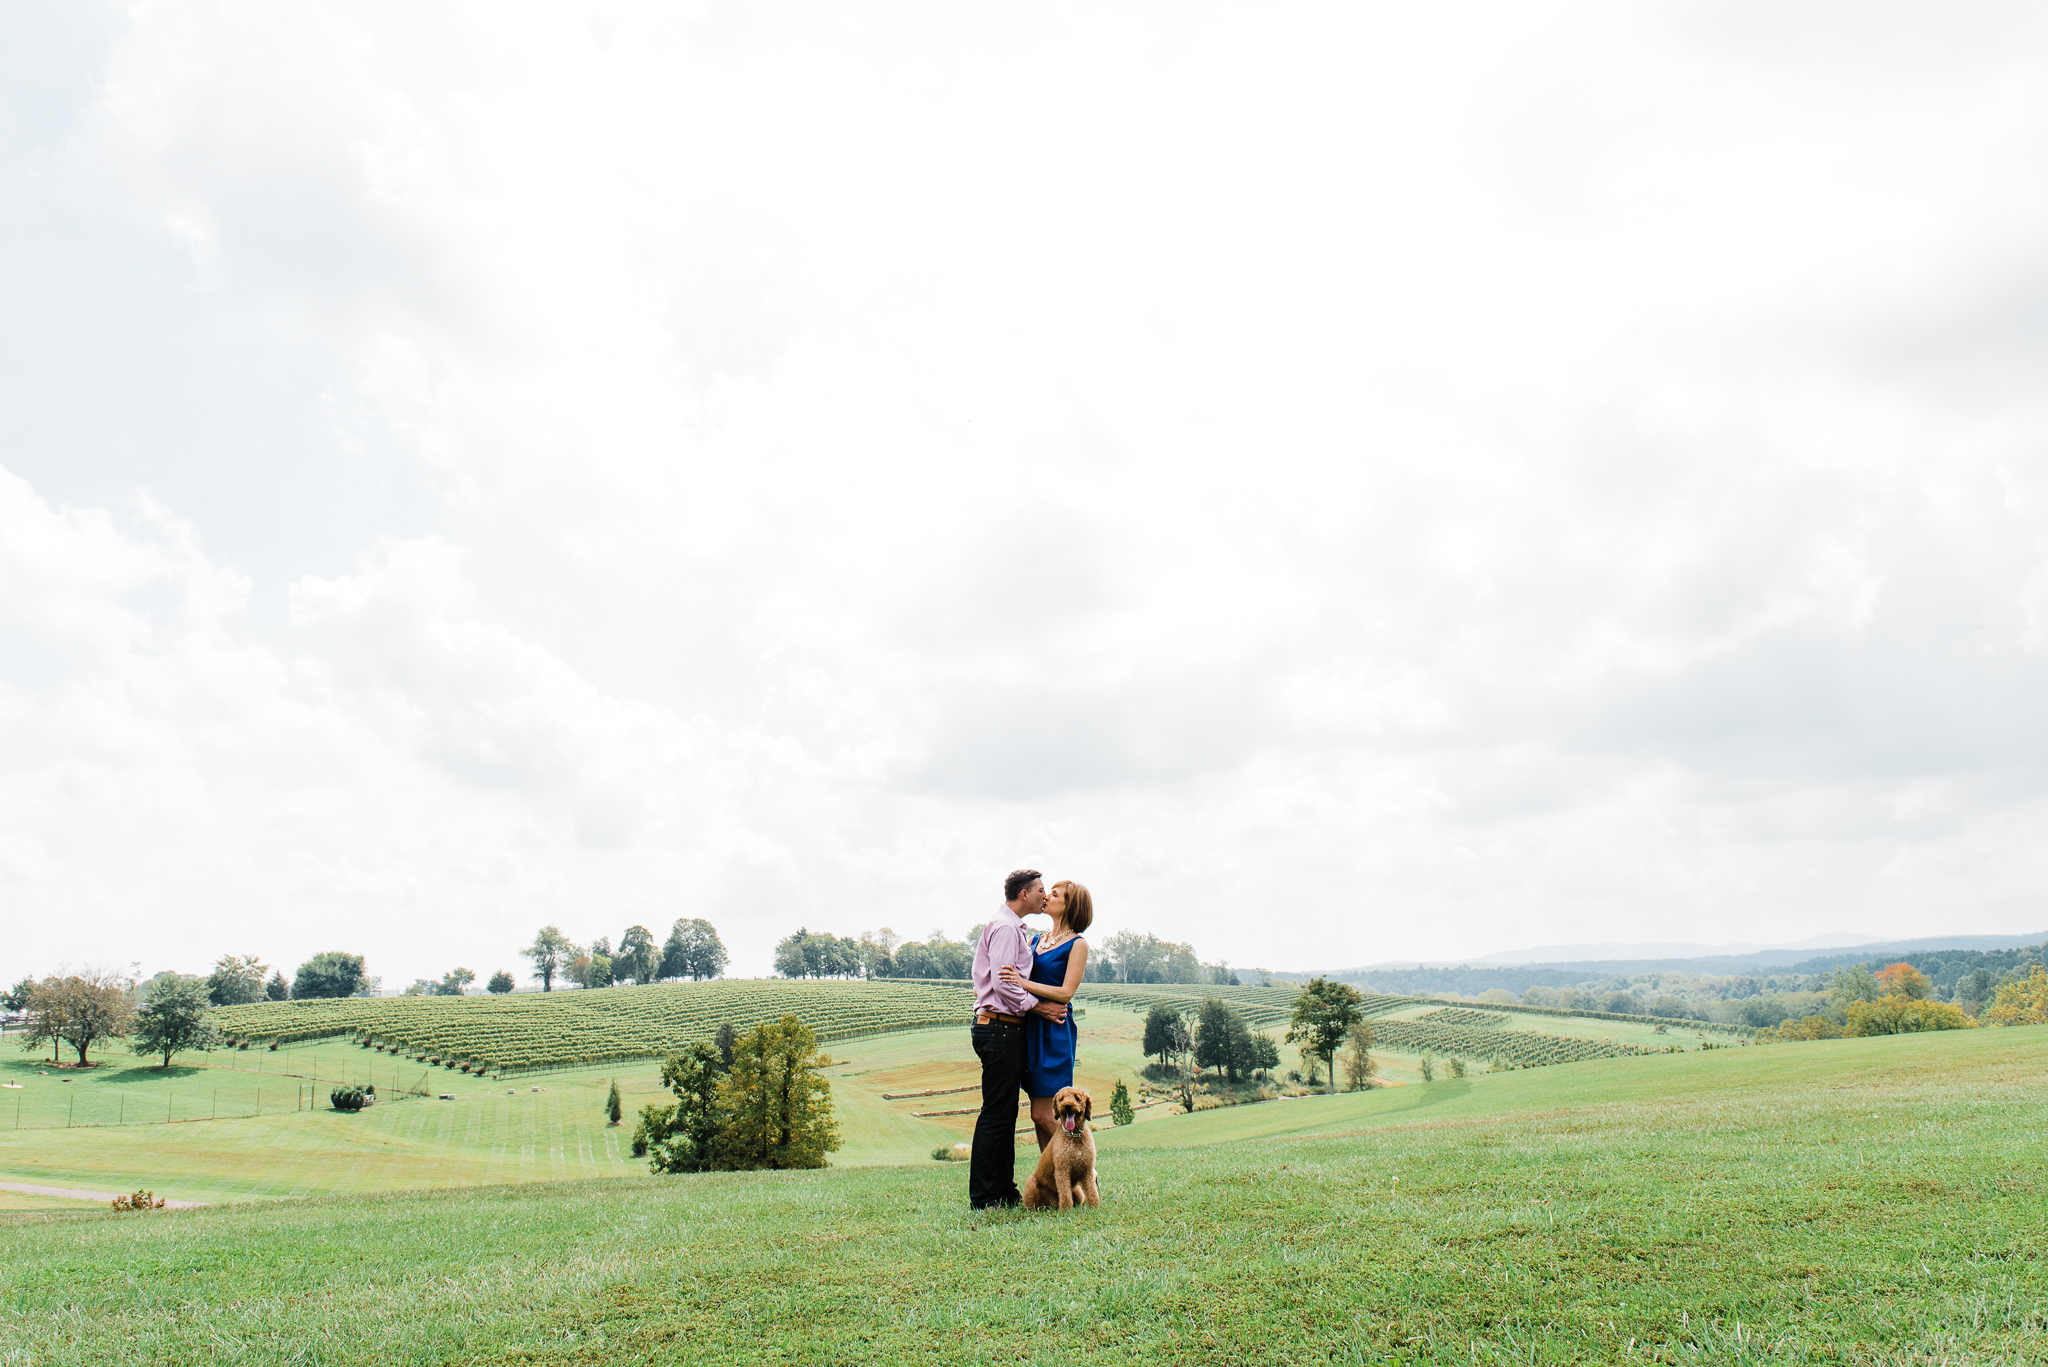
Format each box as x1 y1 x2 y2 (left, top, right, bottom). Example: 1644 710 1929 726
263 971 290 1001
1109 1078 1134 1127
486 970 515 994
604 1079 623 1126
716 1015 841 1170
714 1022 738 1071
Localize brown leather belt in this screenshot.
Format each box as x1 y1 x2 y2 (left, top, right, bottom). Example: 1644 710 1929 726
975 1011 1023 1025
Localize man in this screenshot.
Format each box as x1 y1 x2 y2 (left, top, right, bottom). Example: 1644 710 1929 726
968 868 1066 1210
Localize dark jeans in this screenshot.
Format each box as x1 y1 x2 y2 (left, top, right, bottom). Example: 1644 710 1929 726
969 1021 1026 1209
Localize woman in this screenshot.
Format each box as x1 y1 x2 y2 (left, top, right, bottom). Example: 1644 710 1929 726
998 879 1093 1150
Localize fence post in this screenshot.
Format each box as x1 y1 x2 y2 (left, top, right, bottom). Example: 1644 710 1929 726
67 1094 73 1128
119 1095 124 1126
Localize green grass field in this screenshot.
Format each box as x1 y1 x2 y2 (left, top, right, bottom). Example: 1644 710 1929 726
2 1025 2043 1364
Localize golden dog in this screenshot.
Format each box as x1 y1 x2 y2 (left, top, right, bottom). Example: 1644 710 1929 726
1022 1086 1099 1211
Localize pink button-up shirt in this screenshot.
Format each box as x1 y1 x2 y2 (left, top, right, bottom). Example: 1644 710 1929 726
973 905 1036 1017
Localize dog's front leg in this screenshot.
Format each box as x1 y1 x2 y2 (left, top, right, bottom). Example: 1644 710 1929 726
1055 1164 1074 1210
1081 1168 1100 1207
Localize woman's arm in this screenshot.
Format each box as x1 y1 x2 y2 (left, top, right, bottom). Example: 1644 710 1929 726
997 940 1089 1004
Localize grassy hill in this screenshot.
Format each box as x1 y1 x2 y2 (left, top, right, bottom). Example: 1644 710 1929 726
2 1026 2042 1364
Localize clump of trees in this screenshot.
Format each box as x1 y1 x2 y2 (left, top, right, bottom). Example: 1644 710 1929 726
525 919 729 990
293 952 370 1000
771 927 959 980
1760 962 1979 1041
662 919 729 980
1088 931 1237 986
1983 965 2048 1025
205 955 270 1007
1194 998 1281 1082
19 969 135 1066
631 1016 842 1172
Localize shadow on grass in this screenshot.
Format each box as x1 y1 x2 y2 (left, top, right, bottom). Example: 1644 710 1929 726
100 1063 214 1084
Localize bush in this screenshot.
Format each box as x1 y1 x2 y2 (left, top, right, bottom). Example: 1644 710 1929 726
111 1189 167 1212
930 1143 971 1162
1845 997 1976 1036
330 1087 367 1112
1419 1055 1436 1082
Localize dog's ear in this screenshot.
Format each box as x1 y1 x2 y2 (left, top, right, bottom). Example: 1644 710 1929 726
1083 1091 1093 1121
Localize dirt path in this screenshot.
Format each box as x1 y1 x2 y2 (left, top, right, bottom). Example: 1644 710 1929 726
0 1181 207 1209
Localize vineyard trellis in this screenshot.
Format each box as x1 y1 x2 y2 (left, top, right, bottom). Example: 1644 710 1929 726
213 979 978 1077
1366 1017 1675 1068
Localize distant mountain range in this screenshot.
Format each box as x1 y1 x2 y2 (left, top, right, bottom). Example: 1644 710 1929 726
1327 930 2048 980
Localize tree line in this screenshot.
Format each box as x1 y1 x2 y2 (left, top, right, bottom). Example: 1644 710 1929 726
519 919 728 990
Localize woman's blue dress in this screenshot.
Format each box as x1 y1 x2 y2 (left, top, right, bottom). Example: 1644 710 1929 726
1023 934 1081 1098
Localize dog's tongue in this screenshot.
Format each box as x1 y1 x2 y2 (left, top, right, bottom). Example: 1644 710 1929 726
1062 1114 1076 1133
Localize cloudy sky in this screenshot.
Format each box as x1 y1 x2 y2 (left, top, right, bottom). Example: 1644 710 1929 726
4 3 2048 986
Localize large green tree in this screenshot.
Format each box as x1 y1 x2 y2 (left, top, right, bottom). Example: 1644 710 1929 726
1286 977 1364 1095
130 976 221 1067
633 1042 726 1172
1194 998 1255 1081
1141 1003 1195 1109
716 1015 841 1170
21 969 135 1066
4 975 36 1012
293 952 368 1000
204 954 269 1007
522 926 578 992
486 970 515 995
661 919 729 981
615 926 658 985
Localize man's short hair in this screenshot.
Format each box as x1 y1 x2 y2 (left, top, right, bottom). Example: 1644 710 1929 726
1004 868 1043 903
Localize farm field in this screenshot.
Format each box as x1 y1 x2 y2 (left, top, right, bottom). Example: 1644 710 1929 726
2 1026 2042 1364
0 1007 1181 1200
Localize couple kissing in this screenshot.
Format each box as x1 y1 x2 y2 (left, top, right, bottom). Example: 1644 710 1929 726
967 867 1095 1211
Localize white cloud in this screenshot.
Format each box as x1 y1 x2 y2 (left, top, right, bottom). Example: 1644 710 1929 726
5 2 2048 985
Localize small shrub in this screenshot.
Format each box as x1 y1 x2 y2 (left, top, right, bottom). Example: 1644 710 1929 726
330 1087 367 1112
267 1041 278 1051
237 1042 249 1051
1448 1057 1467 1079
111 1189 167 1212
930 1143 972 1162
1419 1056 1436 1082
